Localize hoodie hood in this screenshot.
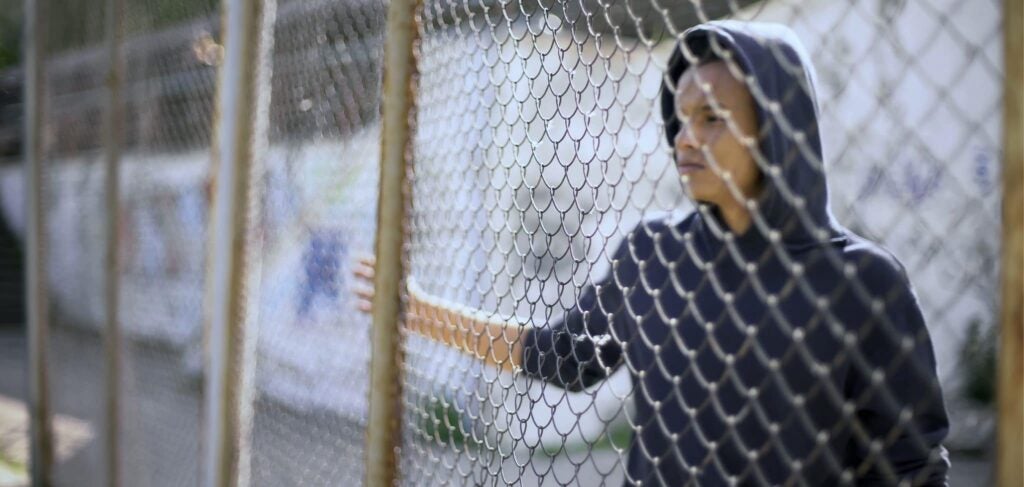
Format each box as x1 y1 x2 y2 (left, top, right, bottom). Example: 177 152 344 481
660 21 845 252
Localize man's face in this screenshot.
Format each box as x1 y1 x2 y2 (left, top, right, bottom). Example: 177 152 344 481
673 60 762 207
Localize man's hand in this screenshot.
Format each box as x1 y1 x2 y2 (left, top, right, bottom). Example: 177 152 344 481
353 254 375 314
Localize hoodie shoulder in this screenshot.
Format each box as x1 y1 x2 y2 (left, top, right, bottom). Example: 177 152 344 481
614 213 702 265
839 232 915 301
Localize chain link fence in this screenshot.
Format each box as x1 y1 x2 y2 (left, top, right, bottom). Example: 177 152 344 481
33 3 114 485
0 1 222 485
399 0 1003 484
0 0 1016 485
0 1 29 483
249 0 383 484
117 2 219 485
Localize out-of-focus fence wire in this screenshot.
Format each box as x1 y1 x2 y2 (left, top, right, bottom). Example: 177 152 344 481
1 0 1019 485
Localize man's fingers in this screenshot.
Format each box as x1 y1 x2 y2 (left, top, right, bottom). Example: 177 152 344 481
353 255 375 281
353 265 374 281
353 254 376 315
355 289 373 314
353 286 373 300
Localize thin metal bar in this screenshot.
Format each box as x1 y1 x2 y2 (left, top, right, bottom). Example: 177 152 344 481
364 0 419 482
998 0 1023 485
103 0 125 485
23 0 54 484
202 0 275 485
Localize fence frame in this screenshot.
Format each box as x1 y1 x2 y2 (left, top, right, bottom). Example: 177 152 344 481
998 0 1023 485
23 0 54 484
201 0 276 485
364 0 419 482
102 0 126 485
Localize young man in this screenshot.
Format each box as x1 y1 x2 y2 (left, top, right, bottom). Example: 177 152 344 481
357 20 950 486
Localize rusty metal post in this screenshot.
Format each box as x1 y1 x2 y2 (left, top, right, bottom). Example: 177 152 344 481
364 0 419 482
998 0 1023 485
102 0 126 485
202 0 275 485
23 0 54 484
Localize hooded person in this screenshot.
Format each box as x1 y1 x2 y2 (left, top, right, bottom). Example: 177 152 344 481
519 21 950 486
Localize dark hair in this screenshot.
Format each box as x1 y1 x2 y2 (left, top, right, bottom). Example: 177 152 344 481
660 33 726 146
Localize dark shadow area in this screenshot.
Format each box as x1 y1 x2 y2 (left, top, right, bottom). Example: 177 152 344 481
0 211 24 328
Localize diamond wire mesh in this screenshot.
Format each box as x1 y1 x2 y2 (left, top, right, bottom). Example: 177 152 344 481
2 0 390 484
751 0 1003 454
19 1 221 485
248 0 384 484
4 0 1003 484
117 2 220 485
33 2 112 485
398 0 1001 485
0 3 33 484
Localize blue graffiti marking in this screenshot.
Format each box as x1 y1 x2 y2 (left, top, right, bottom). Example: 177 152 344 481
972 147 998 194
854 154 943 207
297 230 346 317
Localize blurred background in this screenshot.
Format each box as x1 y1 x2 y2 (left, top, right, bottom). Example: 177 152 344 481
0 0 1012 485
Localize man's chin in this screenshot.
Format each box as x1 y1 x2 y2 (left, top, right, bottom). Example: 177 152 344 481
680 183 715 205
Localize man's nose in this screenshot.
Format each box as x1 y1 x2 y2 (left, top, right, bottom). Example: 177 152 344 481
674 122 699 153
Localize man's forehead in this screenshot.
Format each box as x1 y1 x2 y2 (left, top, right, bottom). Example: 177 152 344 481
674 61 746 104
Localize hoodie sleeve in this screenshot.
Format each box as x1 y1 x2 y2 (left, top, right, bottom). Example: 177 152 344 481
845 263 950 486
518 236 636 392
519 281 628 392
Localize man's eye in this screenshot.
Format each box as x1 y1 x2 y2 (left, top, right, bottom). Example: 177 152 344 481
706 114 722 123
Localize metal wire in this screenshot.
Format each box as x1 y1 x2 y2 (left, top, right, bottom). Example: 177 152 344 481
14 2 222 485
250 0 384 484
4 0 1004 485
400 0 1001 485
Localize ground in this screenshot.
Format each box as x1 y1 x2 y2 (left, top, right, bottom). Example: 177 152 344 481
0 323 995 486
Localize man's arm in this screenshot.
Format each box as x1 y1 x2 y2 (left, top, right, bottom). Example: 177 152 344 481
357 255 527 372
405 282 524 373
517 281 628 392
402 276 628 389
356 233 633 390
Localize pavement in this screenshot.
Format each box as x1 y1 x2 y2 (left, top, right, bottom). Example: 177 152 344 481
0 324 996 486
1 321 373 486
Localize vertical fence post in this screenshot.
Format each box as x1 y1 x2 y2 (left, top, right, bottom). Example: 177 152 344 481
202 0 275 485
364 0 418 483
23 0 54 484
998 0 1023 485
102 0 125 485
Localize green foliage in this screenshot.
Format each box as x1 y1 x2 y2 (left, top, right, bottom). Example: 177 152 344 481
536 420 634 457
0 0 21 69
0 450 27 482
960 318 997 406
590 421 634 451
419 395 467 447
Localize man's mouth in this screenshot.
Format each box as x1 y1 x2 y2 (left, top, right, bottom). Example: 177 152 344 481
676 162 705 174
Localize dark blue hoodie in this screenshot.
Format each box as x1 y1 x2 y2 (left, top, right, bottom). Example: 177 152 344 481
520 21 950 486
